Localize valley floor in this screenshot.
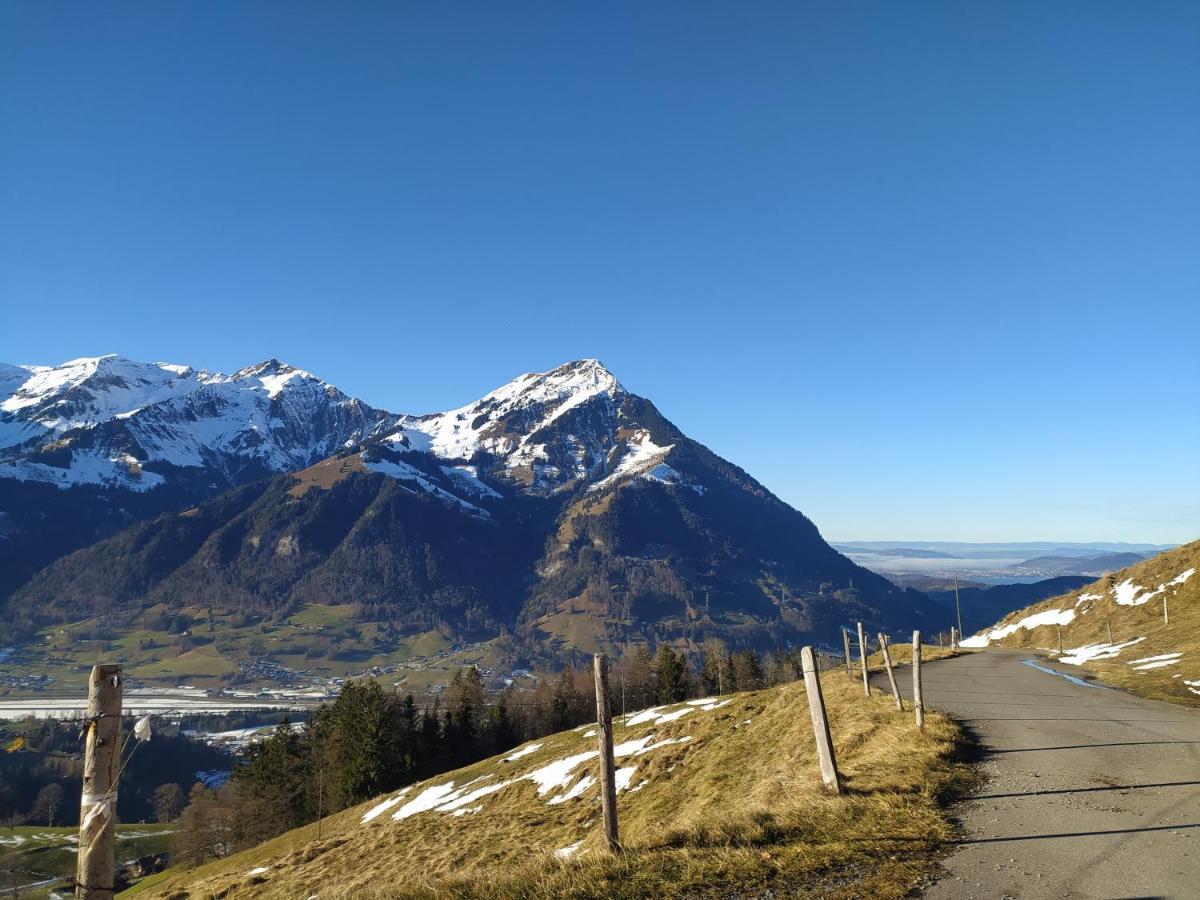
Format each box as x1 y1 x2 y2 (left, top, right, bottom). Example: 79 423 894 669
881 649 1200 899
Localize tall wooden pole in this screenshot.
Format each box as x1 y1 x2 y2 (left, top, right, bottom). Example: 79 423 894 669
593 654 620 854
878 634 903 711
953 574 963 644
857 622 870 697
912 632 925 731
77 664 122 900
800 647 841 793
842 628 853 680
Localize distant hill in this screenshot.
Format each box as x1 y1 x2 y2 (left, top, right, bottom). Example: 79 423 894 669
834 546 960 559
962 541 1199 705
1008 552 1148 577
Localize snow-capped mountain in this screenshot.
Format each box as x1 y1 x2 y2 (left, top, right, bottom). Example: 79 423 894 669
0 355 400 491
0 354 693 512
4 355 946 658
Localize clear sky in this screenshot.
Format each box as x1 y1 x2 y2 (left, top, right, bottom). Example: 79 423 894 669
1 3 1197 544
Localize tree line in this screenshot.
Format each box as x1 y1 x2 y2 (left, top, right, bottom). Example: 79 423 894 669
173 641 809 866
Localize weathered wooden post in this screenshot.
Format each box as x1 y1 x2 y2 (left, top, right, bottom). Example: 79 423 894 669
842 628 853 680
592 653 620 854
800 646 841 793
1057 623 1063 656
856 622 870 697
77 664 122 900
1106 616 1113 644
878 633 903 711
1163 596 1169 626
912 631 925 731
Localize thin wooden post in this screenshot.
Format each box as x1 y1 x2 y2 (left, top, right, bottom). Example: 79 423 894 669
912 632 925 731
1106 617 1113 644
1057 623 1063 655
593 654 620 854
77 664 122 900
878 633 903 711
800 646 841 793
1163 596 1169 626
842 628 853 680
857 622 870 697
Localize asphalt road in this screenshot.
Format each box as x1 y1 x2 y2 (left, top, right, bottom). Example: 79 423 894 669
876 648 1200 899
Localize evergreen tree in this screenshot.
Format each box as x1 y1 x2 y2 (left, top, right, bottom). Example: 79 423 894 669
655 645 689 704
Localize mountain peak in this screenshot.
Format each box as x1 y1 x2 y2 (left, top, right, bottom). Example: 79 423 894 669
229 359 323 397
484 358 623 409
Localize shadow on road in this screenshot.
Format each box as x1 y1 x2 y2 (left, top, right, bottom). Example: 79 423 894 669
971 780 1200 800
952 822 1200 845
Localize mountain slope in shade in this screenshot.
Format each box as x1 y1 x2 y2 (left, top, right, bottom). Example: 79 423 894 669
962 541 1199 705
5 359 944 658
924 576 1092 634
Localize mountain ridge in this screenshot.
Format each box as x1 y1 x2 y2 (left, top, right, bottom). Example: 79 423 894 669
1 355 945 666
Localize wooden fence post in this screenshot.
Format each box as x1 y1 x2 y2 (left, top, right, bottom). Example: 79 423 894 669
593 654 620 854
856 622 870 697
800 646 841 793
842 628 853 680
912 632 925 731
1164 596 1169 626
1106 617 1113 644
877 634 903 711
77 664 122 900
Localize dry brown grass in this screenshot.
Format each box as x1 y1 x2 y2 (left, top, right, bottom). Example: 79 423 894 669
127 676 972 900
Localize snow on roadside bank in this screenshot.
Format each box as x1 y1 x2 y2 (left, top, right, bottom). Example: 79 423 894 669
360 698 727 827
960 608 1075 648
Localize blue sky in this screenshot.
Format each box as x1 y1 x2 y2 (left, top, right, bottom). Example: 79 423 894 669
1 2 1197 543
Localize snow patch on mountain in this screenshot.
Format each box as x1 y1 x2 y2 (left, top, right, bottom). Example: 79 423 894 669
590 431 678 492
362 457 490 518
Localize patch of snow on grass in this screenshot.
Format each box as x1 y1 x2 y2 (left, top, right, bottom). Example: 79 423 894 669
391 782 461 821
548 774 594 805
554 840 585 860
247 867 269 876
1112 579 1144 606
615 766 637 792
962 608 1077 647
525 751 599 796
1058 637 1145 665
624 706 666 726
1128 653 1183 671
1129 652 1184 664
634 736 692 755
503 743 542 762
613 736 655 757
437 779 512 813
451 806 482 817
361 787 411 823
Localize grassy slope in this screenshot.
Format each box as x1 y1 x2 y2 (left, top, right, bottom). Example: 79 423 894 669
965 540 1199 706
126 678 970 899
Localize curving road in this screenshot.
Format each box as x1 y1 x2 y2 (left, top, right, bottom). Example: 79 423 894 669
877 648 1200 899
